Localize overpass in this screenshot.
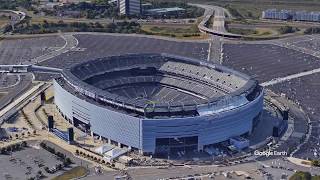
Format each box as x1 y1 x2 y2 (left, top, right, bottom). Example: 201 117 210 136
0 65 62 74
0 10 26 32
190 4 242 38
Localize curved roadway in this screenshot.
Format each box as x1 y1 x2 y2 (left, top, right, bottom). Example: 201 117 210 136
190 4 242 38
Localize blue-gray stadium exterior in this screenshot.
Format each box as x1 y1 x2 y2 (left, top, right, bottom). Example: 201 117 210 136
53 54 264 155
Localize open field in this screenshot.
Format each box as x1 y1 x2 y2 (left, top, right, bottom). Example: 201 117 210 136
141 24 206 39
227 27 278 37
0 16 9 28
52 166 88 180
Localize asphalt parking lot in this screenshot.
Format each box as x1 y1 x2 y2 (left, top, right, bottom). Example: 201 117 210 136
269 73 320 159
222 43 320 82
0 74 19 88
0 36 65 65
39 34 209 69
1 33 320 179
0 143 61 180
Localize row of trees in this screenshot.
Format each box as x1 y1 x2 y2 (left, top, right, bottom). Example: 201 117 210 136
40 142 73 173
0 141 28 155
43 1 119 19
12 20 141 34
75 149 116 169
304 27 320 34
278 26 299 34
0 0 33 10
311 160 320 167
290 171 320 180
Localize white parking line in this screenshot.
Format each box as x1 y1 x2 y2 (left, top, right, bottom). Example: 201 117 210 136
261 67 320 86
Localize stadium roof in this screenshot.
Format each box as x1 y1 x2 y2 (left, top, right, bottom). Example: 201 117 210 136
58 53 260 118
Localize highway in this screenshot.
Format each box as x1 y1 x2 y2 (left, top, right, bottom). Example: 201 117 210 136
0 10 26 33
190 3 242 38
0 82 49 124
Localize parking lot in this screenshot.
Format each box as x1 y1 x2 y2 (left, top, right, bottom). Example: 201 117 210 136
0 36 65 65
39 34 209 69
222 43 320 82
269 73 320 159
0 142 61 180
1 33 320 179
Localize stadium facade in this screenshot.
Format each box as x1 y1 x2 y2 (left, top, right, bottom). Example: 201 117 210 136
54 54 264 156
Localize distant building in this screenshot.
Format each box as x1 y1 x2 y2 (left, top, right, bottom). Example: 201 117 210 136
141 3 152 10
293 11 320 22
40 2 62 10
119 0 141 16
262 9 292 20
144 7 186 17
262 9 320 22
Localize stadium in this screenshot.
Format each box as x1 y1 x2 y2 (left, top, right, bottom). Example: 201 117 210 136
53 53 264 156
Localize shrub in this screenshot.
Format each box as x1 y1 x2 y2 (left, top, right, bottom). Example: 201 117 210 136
312 160 320 167
65 157 72 165
44 166 50 173
21 141 27 147
1 147 7 154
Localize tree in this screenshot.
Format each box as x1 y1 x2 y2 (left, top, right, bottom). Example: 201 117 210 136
278 26 298 34
75 149 79 155
56 164 63 170
40 142 46 148
7 146 12 152
289 171 311 180
44 166 50 173
0 148 6 154
15 134 19 139
65 157 72 165
15 143 21 150
312 160 320 167
21 141 27 147
37 170 43 177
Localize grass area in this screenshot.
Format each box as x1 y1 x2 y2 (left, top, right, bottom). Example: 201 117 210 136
0 16 9 28
228 28 258 35
141 24 205 39
52 166 88 180
227 27 276 36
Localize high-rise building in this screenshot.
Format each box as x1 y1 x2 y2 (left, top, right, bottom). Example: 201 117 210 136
119 0 141 16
